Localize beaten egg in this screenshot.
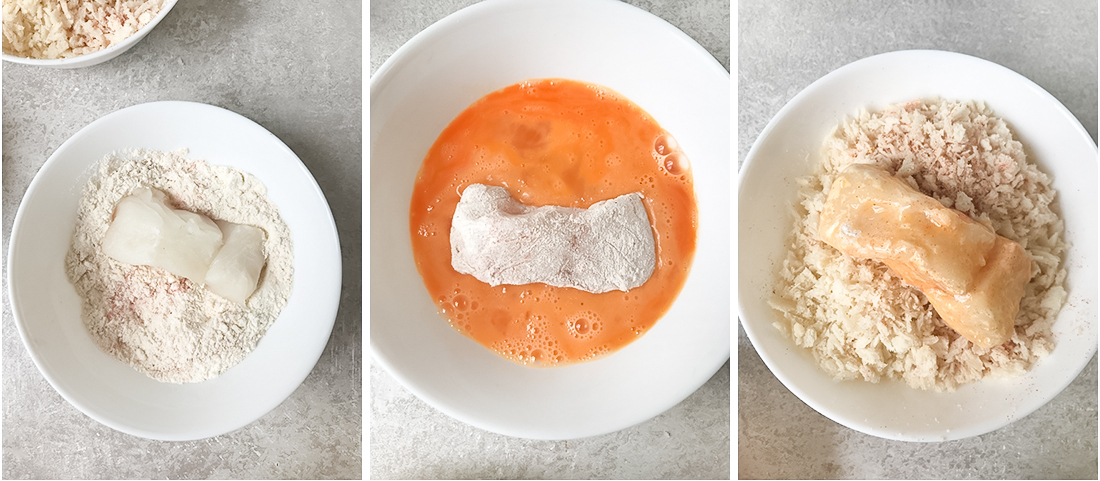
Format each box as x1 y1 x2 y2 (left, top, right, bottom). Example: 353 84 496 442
410 79 697 366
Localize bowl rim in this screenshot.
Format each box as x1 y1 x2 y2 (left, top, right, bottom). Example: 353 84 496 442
1 0 179 67
370 0 729 93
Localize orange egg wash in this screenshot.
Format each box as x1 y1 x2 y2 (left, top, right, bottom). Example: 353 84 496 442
409 78 697 367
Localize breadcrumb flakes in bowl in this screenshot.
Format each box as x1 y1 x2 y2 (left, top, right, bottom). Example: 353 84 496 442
770 99 1066 392
738 50 1095 441
2 0 175 68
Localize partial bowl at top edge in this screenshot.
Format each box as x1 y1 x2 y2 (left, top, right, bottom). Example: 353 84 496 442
2 0 178 69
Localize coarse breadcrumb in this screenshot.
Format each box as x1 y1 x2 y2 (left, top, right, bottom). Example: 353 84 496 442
3 0 163 60
770 99 1068 391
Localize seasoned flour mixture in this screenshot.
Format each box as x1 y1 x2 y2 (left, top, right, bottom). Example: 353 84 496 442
65 149 293 383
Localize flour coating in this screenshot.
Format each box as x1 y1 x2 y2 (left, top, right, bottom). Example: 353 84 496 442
65 149 293 383
450 183 655 293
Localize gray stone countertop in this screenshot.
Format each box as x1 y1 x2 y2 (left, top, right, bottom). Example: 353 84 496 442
738 0 1097 479
2 1 362 478
369 0 730 478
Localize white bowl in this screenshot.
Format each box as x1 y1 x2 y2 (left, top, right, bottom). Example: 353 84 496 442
7 101 342 440
1 0 177 69
738 50 1098 442
370 0 730 440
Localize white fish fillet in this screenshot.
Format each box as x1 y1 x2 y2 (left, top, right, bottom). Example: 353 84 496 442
102 187 268 304
102 187 223 283
450 183 656 293
817 163 1032 348
205 221 267 304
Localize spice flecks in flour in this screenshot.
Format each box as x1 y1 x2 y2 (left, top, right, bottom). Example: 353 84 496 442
65 149 293 383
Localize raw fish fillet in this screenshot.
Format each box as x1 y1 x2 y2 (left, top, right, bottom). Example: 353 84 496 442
205 221 267 304
817 163 1032 348
101 187 269 304
102 187 223 283
450 183 656 293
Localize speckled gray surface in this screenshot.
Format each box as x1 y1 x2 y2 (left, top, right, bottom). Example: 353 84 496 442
738 0 1097 479
369 0 730 479
2 1 362 478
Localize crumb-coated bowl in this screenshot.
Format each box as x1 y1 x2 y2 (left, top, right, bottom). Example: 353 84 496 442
370 0 730 440
738 49 1097 442
2 0 177 69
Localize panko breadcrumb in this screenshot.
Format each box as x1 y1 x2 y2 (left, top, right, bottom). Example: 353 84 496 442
3 0 163 60
770 99 1067 391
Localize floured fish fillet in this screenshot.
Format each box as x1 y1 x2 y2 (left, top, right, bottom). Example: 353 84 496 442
818 163 1032 348
102 187 223 282
451 183 656 293
205 220 267 304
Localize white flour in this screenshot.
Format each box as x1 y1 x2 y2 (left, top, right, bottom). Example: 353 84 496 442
65 149 293 383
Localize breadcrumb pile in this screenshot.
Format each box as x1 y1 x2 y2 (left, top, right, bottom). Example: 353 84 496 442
3 0 162 59
770 99 1067 391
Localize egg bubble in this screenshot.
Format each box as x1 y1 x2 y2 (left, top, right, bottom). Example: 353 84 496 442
662 152 689 175
543 290 559 304
452 294 470 311
653 132 679 156
491 325 564 366
566 311 602 340
583 344 611 361
575 318 590 334
524 313 551 338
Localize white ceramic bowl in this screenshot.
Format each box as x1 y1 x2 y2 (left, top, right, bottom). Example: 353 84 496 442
1 0 177 68
370 0 730 440
7 101 342 440
738 50 1097 442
